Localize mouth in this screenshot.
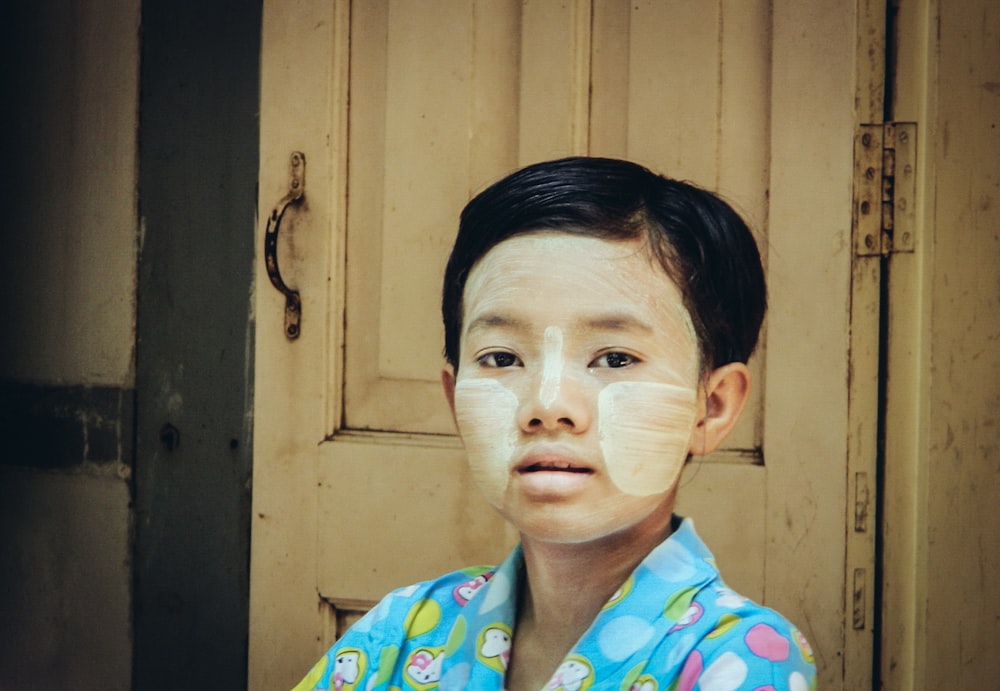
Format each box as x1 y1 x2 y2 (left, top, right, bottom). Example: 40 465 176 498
520 462 591 473
513 450 596 497
515 453 594 475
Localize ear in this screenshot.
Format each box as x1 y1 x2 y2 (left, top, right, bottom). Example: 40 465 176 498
441 365 458 422
688 362 751 456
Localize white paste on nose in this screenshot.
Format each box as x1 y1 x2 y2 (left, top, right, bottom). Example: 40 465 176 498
539 326 564 409
453 378 519 505
598 381 698 496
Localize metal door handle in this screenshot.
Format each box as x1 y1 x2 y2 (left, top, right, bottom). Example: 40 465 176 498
264 152 305 339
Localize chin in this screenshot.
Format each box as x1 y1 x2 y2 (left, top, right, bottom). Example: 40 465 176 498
509 505 671 547
500 494 673 545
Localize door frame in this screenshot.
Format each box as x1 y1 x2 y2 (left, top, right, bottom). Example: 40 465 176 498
249 2 887 688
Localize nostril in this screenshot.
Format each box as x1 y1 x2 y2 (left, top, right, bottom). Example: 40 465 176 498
528 417 575 430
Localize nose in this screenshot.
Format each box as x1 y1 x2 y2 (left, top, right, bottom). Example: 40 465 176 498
516 368 592 433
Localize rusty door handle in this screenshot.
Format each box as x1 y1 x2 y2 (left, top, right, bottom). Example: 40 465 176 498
264 152 305 339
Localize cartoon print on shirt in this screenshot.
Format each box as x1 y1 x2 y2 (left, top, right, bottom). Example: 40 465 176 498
792 628 815 664
629 674 657 691
663 586 699 623
403 599 443 640
713 585 747 609
744 622 791 662
476 623 513 673
452 571 494 606
602 575 634 611
404 647 444 690
545 655 594 691
668 601 704 633
331 649 365 691
291 521 816 691
706 612 743 639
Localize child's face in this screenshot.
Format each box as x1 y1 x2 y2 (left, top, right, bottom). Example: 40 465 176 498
447 232 703 544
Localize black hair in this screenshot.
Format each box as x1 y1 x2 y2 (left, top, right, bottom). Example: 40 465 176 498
442 157 766 372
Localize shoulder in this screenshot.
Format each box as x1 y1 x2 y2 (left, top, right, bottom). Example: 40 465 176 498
680 591 816 690
290 565 497 691
650 520 817 689
338 564 499 651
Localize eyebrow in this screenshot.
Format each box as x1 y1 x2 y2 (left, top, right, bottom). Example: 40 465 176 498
584 313 655 334
464 313 529 337
464 312 654 337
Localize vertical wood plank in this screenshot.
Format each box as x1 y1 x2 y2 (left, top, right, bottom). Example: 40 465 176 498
714 0 771 476
378 0 474 379
880 2 933 687
468 0 522 191
625 0 720 183
250 2 341 688
920 2 1000 687
589 0 631 158
766 1 860 687
519 0 592 161
845 2 885 687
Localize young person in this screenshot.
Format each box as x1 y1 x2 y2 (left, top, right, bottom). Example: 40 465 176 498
293 157 816 691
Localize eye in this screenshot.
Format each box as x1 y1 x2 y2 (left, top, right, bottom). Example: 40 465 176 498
477 351 521 368
590 351 638 369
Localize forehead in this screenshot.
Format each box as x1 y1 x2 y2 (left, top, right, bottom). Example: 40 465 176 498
466 230 669 286
461 232 690 330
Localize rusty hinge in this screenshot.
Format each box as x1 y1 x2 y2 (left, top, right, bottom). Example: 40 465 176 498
853 122 917 256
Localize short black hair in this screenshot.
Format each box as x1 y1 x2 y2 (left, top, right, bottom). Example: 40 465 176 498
442 157 766 372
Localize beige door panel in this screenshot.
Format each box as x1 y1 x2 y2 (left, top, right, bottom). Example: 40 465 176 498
251 2 877 689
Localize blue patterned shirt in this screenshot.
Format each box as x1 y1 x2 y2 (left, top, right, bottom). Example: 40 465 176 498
293 517 816 691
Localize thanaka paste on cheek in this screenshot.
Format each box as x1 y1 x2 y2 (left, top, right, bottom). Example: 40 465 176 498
453 378 518 505
598 381 698 496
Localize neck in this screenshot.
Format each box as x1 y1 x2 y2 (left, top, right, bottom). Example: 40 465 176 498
517 499 677 637
503 497 677 691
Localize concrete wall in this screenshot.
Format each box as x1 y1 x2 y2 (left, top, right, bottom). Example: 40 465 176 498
0 0 259 688
0 1 139 689
0 470 132 689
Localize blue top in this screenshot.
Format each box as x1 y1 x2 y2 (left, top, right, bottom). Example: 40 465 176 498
293 517 816 690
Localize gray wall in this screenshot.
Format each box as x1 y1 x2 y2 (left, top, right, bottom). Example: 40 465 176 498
0 1 139 688
0 0 259 689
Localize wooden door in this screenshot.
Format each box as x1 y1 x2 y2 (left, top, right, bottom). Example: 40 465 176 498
249 2 883 689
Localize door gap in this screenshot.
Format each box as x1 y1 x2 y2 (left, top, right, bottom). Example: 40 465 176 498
872 1 901 687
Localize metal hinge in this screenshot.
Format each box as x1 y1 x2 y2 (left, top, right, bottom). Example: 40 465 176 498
853 122 917 256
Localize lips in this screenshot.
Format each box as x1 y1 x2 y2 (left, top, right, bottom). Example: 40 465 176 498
520 461 591 473
514 450 594 475
511 449 597 499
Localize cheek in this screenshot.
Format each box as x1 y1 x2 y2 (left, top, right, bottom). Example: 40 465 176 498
598 381 698 496
453 379 519 504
